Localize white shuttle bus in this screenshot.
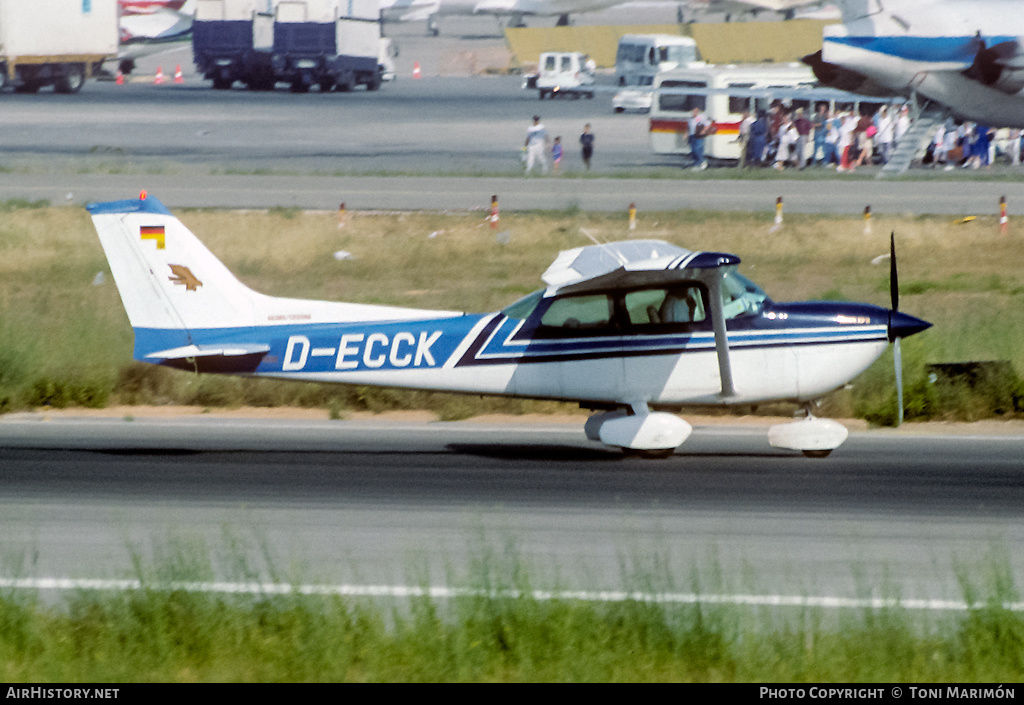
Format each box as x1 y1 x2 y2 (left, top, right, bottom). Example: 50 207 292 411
613 34 700 112
648 63 818 161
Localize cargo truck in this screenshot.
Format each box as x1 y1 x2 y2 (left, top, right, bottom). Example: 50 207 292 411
0 0 119 93
193 0 383 92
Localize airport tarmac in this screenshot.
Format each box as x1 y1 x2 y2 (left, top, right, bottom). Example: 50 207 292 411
1 11 1022 214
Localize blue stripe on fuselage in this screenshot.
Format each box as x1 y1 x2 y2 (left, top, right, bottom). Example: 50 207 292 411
459 315 888 366
133 315 487 373
824 35 1017 64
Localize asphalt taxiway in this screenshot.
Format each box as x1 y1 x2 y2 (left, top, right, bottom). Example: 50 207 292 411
2 414 1023 602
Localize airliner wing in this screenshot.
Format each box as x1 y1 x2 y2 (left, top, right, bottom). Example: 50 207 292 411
474 0 520 12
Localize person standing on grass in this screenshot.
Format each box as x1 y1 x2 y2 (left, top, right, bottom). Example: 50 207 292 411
688 106 711 170
525 115 550 175
580 123 595 171
746 109 768 166
552 136 563 174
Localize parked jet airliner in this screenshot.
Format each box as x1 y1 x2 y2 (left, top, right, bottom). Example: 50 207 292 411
381 0 826 34
805 0 1024 127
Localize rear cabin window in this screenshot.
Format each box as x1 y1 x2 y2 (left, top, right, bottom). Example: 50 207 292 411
539 294 614 333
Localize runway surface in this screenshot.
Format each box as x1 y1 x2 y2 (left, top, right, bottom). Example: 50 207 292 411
2 415 1023 604
6 171 1023 215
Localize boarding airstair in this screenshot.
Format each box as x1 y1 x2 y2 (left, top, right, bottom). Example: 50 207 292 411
877 108 943 178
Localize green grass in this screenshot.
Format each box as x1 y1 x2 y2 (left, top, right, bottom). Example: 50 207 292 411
2 204 1023 423
1 536 1022 682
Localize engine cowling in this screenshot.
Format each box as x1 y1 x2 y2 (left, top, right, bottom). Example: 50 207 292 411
965 39 1024 95
801 50 895 97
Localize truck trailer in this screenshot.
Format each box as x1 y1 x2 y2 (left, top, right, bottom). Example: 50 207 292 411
193 0 383 92
0 0 119 93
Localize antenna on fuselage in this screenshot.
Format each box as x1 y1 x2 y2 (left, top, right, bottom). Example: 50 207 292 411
580 227 631 268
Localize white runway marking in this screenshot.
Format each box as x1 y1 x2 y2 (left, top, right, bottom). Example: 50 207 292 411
2 577 1019 613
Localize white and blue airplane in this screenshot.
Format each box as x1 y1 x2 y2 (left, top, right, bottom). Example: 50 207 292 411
805 0 1024 128
88 193 930 457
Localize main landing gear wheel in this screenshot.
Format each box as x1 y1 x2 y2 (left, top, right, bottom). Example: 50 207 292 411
624 447 676 460
768 403 848 458
586 407 691 459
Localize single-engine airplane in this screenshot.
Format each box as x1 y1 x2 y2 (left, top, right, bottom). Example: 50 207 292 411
88 194 930 458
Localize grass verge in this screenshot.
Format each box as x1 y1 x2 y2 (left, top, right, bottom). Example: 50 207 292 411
0 535 1022 681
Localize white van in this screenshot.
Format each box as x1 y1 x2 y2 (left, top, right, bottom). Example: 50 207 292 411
613 34 700 113
533 52 595 100
648 63 818 161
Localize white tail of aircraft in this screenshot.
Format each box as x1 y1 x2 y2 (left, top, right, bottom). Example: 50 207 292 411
87 194 458 363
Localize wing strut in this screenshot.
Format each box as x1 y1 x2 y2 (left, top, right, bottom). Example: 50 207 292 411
707 271 735 398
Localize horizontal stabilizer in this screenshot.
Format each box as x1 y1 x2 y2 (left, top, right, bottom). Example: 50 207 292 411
146 344 271 374
145 344 272 360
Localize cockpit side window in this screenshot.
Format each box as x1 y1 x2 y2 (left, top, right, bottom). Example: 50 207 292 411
625 285 707 329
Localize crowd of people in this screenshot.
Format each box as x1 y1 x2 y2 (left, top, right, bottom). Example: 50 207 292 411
726 101 914 171
524 106 1024 175
923 117 1022 170
724 101 1024 171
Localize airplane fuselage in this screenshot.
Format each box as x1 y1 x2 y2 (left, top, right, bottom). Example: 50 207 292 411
380 0 623 21
147 297 911 409
822 0 1024 126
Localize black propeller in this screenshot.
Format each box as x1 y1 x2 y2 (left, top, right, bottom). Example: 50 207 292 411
890 231 899 319
890 232 904 425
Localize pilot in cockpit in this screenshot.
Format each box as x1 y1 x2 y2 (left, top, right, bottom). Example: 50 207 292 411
658 288 705 324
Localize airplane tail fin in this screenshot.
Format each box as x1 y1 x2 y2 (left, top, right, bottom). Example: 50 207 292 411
88 193 264 363
88 193 461 369
833 0 918 22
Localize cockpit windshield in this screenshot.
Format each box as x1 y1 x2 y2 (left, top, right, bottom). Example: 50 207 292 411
720 266 768 319
501 289 544 320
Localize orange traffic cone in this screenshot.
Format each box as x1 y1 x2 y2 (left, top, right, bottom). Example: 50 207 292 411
154 66 164 85
412 61 421 79
173 65 184 84
115 70 124 85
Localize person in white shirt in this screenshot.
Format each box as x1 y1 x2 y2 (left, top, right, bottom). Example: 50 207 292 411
688 107 711 169
524 115 551 175
874 106 895 164
774 112 798 170
893 104 911 146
